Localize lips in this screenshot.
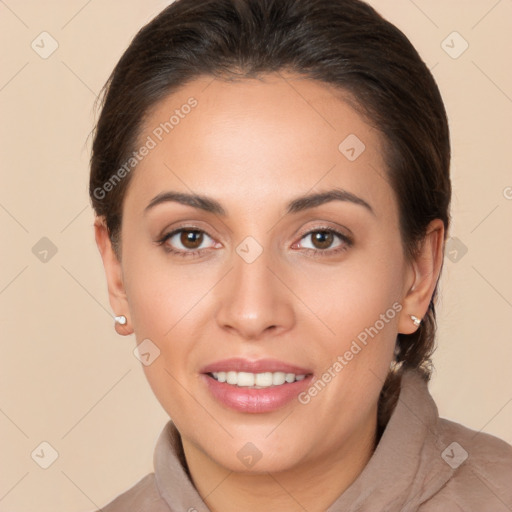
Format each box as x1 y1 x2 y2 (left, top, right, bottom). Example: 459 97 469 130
200 357 313 413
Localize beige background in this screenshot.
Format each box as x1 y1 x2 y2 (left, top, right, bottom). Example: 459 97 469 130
1 0 511 510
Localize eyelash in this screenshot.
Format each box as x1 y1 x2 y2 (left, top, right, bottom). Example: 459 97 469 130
156 226 353 259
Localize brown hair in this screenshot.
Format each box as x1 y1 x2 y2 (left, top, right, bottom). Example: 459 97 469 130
89 0 451 429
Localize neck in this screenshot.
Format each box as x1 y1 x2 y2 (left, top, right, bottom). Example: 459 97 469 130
180 410 378 512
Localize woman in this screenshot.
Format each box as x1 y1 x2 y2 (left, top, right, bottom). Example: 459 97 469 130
89 0 512 510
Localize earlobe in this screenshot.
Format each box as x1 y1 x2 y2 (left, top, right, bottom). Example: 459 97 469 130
94 217 134 336
114 314 133 336
398 219 445 335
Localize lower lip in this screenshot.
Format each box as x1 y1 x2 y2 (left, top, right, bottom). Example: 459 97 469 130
202 374 313 413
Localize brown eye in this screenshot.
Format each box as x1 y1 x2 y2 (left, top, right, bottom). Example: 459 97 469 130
310 231 334 249
296 228 352 255
180 230 203 249
158 228 217 256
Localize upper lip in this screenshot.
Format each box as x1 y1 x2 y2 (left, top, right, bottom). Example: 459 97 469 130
201 358 312 375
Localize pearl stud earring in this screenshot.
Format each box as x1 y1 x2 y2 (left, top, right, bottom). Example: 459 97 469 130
410 315 421 327
114 315 127 325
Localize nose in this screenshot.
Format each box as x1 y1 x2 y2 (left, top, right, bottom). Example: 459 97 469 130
214 250 295 341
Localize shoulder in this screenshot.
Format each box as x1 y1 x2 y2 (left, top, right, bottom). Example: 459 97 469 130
422 417 512 511
438 415 512 457
97 473 171 512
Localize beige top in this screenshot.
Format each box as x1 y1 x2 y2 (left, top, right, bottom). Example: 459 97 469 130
98 370 512 511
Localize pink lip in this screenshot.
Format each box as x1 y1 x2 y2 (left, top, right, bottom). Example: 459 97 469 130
200 357 312 375
203 375 313 413
200 358 313 414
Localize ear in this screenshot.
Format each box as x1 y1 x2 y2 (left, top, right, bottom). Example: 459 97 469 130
398 219 445 335
94 217 133 336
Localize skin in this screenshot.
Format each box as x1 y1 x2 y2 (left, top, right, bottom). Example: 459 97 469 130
95 73 444 512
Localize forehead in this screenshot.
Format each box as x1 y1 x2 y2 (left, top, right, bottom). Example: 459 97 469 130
125 73 396 219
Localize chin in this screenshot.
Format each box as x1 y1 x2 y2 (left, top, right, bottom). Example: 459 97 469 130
215 445 306 474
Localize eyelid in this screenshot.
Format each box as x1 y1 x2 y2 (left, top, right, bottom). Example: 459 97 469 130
296 222 352 241
157 220 209 237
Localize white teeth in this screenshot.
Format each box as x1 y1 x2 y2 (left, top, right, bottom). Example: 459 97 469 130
211 371 307 387
237 372 255 387
272 372 286 385
255 372 273 387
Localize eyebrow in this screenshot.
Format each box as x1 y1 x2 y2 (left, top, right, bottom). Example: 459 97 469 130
144 188 375 216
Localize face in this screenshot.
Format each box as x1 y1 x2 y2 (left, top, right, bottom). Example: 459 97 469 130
100 73 428 474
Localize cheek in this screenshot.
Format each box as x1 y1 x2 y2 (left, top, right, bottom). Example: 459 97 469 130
122 244 217 339
301 248 403 369
121 247 215 399
301 246 402 321
140 357 196 431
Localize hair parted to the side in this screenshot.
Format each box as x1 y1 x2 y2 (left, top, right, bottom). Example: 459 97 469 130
89 0 451 430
